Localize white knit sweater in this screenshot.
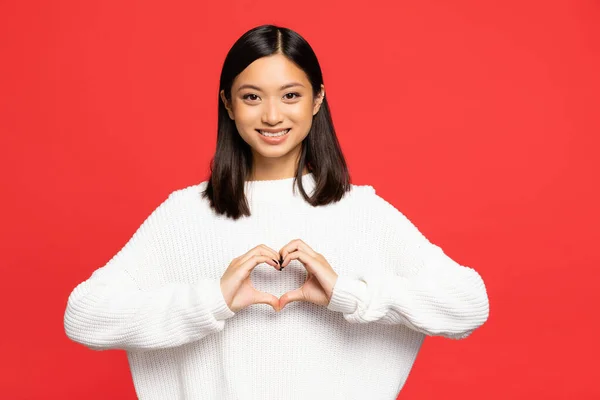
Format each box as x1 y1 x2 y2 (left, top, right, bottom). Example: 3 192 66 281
63 172 489 400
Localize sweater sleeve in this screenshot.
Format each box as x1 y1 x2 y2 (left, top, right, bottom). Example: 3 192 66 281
326 188 489 340
63 192 235 352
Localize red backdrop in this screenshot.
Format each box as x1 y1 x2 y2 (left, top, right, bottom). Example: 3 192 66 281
1 0 598 398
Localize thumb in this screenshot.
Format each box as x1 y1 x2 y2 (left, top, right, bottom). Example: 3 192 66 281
253 289 281 311
279 287 305 311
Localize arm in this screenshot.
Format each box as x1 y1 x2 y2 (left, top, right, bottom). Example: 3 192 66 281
326 188 489 340
63 192 235 352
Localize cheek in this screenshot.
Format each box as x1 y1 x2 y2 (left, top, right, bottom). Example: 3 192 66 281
232 106 259 129
288 103 314 124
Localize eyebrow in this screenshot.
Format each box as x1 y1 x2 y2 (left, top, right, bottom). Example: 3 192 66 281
237 82 305 92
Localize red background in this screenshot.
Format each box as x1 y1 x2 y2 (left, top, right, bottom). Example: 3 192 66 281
1 0 599 398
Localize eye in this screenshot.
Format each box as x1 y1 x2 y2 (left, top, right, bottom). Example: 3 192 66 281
284 92 301 100
242 94 260 102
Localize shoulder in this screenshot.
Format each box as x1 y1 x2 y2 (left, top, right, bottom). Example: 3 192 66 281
350 182 422 233
152 181 210 213
346 182 376 203
348 182 392 211
350 182 375 195
168 180 208 199
347 182 395 218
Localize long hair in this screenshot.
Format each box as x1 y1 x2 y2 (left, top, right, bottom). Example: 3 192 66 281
201 24 351 219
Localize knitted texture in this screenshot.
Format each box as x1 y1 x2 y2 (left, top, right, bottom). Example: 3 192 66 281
64 172 489 399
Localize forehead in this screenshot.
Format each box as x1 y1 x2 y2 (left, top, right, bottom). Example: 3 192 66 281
233 54 310 90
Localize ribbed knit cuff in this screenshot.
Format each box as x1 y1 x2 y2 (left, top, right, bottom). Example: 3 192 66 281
326 275 367 315
206 279 236 321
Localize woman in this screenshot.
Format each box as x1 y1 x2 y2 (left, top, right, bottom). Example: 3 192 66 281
64 24 489 399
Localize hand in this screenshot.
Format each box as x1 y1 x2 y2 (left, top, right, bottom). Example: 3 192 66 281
278 239 339 311
220 245 282 313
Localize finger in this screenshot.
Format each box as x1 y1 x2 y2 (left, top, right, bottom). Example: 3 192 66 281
239 246 281 270
258 244 282 266
253 289 281 312
279 287 305 310
240 254 280 272
279 239 317 266
281 250 315 272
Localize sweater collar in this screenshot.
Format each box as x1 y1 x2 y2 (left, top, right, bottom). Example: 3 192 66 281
244 172 317 204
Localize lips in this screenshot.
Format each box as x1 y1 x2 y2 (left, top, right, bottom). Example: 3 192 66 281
256 128 291 144
256 128 291 135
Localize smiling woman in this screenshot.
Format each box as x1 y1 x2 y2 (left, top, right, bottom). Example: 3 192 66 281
205 25 351 219
63 24 489 400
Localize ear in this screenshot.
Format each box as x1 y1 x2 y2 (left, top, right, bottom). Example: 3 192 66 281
312 84 325 116
220 90 235 120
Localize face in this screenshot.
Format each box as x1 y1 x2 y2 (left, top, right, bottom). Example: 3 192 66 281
220 54 325 175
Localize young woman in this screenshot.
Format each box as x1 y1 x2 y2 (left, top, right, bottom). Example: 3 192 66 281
64 24 489 399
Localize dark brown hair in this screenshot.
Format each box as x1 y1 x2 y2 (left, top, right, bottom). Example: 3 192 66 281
202 24 351 219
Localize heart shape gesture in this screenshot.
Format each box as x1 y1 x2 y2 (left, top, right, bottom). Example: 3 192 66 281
220 240 339 313
277 239 339 311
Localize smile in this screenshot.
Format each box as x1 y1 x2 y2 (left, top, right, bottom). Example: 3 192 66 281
257 129 290 137
256 128 291 145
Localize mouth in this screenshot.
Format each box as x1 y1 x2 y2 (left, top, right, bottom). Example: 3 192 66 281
256 128 291 138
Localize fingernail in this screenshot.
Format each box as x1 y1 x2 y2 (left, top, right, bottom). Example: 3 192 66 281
272 259 283 271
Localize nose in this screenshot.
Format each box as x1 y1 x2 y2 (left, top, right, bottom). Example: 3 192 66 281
261 97 283 125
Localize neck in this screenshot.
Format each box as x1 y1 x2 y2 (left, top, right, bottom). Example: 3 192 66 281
247 146 308 181
244 171 316 205
246 166 311 182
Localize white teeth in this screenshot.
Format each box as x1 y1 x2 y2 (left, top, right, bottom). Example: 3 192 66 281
259 129 289 137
